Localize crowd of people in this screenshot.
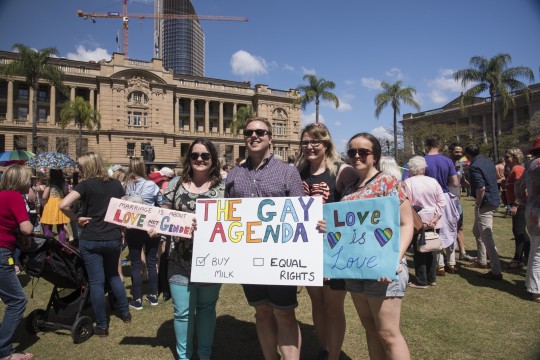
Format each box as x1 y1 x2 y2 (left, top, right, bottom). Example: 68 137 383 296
0 121 539 360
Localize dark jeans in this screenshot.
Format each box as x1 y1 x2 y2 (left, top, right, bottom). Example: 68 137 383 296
126 229 160 300
412 237 438 286
0 247 28 358
512 205 531 262
79 239 129 330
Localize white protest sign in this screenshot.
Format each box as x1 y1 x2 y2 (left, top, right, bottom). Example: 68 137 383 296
104 198 194 238
190 196 323 286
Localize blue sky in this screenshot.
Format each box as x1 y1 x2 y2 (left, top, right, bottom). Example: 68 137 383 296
1 0 539 151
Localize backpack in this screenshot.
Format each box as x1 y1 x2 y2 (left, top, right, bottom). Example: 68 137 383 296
124 180 146 204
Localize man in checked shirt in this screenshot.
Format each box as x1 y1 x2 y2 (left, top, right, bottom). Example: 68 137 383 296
225 118 304 360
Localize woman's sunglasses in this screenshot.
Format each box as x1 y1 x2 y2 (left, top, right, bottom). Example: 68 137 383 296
346 148 373 158
243 129 271 137
190 152 211 161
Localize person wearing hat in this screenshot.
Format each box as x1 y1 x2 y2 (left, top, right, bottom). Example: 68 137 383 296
516 136 540 302
158 167 174 192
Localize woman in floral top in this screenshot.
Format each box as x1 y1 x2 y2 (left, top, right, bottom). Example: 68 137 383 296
341 133 414 359
516 136 540 303
160 138 224 360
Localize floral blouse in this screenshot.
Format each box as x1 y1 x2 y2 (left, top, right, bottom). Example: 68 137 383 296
516 158 540 236
162 176 225 285
342 172 407 203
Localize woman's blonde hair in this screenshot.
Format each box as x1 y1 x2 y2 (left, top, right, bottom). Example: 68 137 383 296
77 152 110 181
506 148 524 164
127 158 147 183
0 165 32 192
379 156 402 179
297 123 341 176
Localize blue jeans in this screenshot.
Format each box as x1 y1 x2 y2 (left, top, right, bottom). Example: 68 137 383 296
170 283 221 360
126 229 159 300
0 247 28 358
79 239 129 329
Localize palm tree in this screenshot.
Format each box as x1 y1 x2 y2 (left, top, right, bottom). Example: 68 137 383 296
374 80 420 158
230 105 254 134
296 74 339 124
60 96 101 158
0 44 65 154
453 53 534 160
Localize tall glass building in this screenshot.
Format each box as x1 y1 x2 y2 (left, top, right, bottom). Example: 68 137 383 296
154 0 205 76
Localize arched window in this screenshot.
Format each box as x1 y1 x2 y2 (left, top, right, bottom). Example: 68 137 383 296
128 91 148 104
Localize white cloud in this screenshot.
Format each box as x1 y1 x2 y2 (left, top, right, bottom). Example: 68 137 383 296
427 68 462 93
428 89 448 104
66 45 111 62
371 126 393 141
283 64 295 71
385 67 404 79
337 101 352 112
302 111 324 124
301 67 316 75
230 50 268 77
360 77 382 90
344 79 356 86
334 121 342 126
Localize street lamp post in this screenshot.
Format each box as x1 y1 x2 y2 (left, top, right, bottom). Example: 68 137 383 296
386 140 390 156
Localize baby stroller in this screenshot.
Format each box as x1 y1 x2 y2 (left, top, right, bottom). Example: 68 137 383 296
19 235 94 344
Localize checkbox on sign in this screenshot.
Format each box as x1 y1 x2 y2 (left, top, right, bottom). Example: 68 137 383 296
253 258 264 266
196 257 206 266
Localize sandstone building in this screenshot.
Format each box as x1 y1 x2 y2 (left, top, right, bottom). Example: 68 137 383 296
0 50 301 167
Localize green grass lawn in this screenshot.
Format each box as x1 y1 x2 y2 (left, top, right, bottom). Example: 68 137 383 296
3 196 539 359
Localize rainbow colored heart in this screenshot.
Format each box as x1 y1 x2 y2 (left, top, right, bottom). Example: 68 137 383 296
374 228 392 247
327 232 341 249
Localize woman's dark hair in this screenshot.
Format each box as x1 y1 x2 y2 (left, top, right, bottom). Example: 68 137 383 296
181 138 222 188
347 132 382 167
48 168 66 194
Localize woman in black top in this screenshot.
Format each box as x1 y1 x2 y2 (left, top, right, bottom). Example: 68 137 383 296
60 152 131 337
297 123 358 360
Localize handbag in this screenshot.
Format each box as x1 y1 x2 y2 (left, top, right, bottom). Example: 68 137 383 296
417 230 442 253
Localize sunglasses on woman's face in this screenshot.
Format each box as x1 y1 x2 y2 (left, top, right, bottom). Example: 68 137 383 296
190 152 211 161
243 129 271 137
346 148 373 158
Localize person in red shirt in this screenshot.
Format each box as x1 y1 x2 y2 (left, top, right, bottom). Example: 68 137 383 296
505 148 530 268
0 165 34 360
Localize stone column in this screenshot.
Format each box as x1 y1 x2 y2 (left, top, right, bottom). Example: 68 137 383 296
6 80 13 121
468 115 473 139
205 100 210 133
482 114 487 143
233 103 237 118
89 88 95 109
50 85 56 123
497 111 502 136
28 87 34 121
70 87 76 102
175 96 179 132
219 102 224 134
190 98 195 131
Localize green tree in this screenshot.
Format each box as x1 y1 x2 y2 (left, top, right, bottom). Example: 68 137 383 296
453 53 534 160
0 44 65 154
60 96 101 158
230 105 254 134
375 80 420 158
296 74 339 124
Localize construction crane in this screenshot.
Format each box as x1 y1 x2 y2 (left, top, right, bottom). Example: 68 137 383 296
77 0 247 57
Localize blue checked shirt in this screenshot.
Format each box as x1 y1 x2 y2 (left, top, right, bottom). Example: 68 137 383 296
225 155 304 198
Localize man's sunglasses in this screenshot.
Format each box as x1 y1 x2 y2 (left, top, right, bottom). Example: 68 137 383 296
190 152 211 161
346 148 373 158
243 129 271 137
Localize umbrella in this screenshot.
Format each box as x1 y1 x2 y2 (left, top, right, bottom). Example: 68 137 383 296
458 155 470 165
0 150 34 166
26 152 77 170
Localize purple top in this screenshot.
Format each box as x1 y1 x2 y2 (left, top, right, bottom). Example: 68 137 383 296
225 155 304 198
424 154 457 193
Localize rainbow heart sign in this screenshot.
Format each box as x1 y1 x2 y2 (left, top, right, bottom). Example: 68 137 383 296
323 196 400 280
327 232 341 249
374 228 393 247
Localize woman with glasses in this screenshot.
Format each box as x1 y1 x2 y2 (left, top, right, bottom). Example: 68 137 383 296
297 123 358 360
124 158 163 310
341 133 413 360
0 165 34 360
157 138 224 360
